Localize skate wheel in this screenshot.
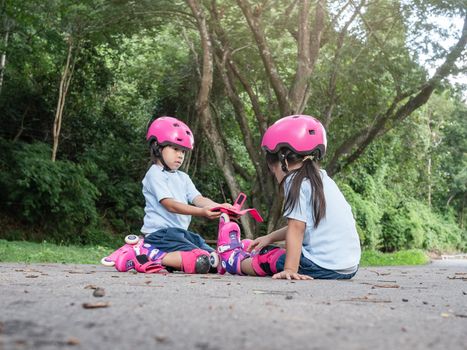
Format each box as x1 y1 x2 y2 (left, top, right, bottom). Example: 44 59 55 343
101 257 115 267
125 234 140 245
209 252 220 268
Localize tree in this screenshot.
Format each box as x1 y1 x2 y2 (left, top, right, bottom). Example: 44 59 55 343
183 0 466 229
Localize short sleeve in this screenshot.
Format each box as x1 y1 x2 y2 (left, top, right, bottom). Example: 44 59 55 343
284 180 311 223
185 174 201 204
144 168 173 202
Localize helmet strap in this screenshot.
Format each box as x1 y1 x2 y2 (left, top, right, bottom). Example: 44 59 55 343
279 151 289 173
151 143 175 172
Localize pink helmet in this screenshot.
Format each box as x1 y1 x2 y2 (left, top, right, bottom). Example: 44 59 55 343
146 116 194 151
261 115 327 159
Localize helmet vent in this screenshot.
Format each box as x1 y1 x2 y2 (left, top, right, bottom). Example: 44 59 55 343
292 115 299 118
186 131 191 135
308 130 315 135
173 123 180 127
176 138 183 142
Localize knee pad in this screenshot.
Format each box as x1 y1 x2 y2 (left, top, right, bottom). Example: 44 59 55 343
251 245 285 276
180 249 211 274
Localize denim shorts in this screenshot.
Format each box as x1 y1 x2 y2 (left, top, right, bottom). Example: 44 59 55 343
276 253 358 280
143 227 215 253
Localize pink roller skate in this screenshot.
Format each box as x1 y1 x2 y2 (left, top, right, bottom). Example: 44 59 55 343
101 235 167 273
210 193 263 275
215 214 251 275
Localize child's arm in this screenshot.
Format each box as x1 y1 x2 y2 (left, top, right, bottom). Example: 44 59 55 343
247 226 287 252
192 195 233 210
272 219 312 280
160 198 220 219
192 195 218 209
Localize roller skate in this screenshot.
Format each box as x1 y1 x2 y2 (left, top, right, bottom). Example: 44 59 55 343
215 213 251 275
210 192 263 275
101 235 167 273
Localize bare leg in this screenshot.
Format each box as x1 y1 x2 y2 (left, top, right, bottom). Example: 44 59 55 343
240 257 257 276
161 251 182 270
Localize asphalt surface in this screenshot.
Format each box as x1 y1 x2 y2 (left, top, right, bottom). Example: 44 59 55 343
0 259 466 350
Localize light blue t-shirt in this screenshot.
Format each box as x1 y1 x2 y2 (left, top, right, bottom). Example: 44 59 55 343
283 170 361 272
141 164 201 234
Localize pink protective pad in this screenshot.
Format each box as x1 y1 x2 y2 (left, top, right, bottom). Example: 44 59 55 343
251 247 286 276
180 249 210 274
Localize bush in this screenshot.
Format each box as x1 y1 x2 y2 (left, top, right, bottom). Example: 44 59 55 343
0 140 100 244
337 171 464 252
380 200 463 252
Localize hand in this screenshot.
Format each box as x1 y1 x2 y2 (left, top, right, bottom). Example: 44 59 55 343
247 235 272 253
201 207 222 220
272 269 313 280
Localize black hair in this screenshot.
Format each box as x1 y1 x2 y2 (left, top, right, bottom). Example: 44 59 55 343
266 149 326 228
149 141 163 164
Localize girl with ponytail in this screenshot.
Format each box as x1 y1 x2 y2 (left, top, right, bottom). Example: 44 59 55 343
216 115 361 280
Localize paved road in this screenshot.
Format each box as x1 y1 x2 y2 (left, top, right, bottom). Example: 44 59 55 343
0 260 466 350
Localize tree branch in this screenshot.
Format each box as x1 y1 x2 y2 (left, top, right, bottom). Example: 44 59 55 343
327 14 467 176
236 0 289 116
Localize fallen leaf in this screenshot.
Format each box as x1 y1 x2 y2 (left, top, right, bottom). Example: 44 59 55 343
82 302 110 309
84 285 98 290
372 284 400 289
253 290 298 296
154 335 169 343
66 337 80 345
340 296 392 303
447 276 467 280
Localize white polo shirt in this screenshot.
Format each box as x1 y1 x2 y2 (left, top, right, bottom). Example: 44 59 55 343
141 164 201 234
283 170 361 272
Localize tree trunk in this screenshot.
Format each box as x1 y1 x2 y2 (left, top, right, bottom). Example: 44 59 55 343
186 0 254 238
52 35 76 162
0 0 10 96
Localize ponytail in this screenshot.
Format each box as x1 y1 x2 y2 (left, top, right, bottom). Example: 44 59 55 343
269 150 326 228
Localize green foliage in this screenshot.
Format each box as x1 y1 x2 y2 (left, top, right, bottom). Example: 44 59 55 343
0 140 100 243
336 109 465 253
380 201 463 252
0 1 464 254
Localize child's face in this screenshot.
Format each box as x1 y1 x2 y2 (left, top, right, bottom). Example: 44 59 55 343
160 145 185 170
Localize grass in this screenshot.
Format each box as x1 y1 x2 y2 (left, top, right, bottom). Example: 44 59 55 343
360 249 430 267
0 239 430 266
0 239 113 264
